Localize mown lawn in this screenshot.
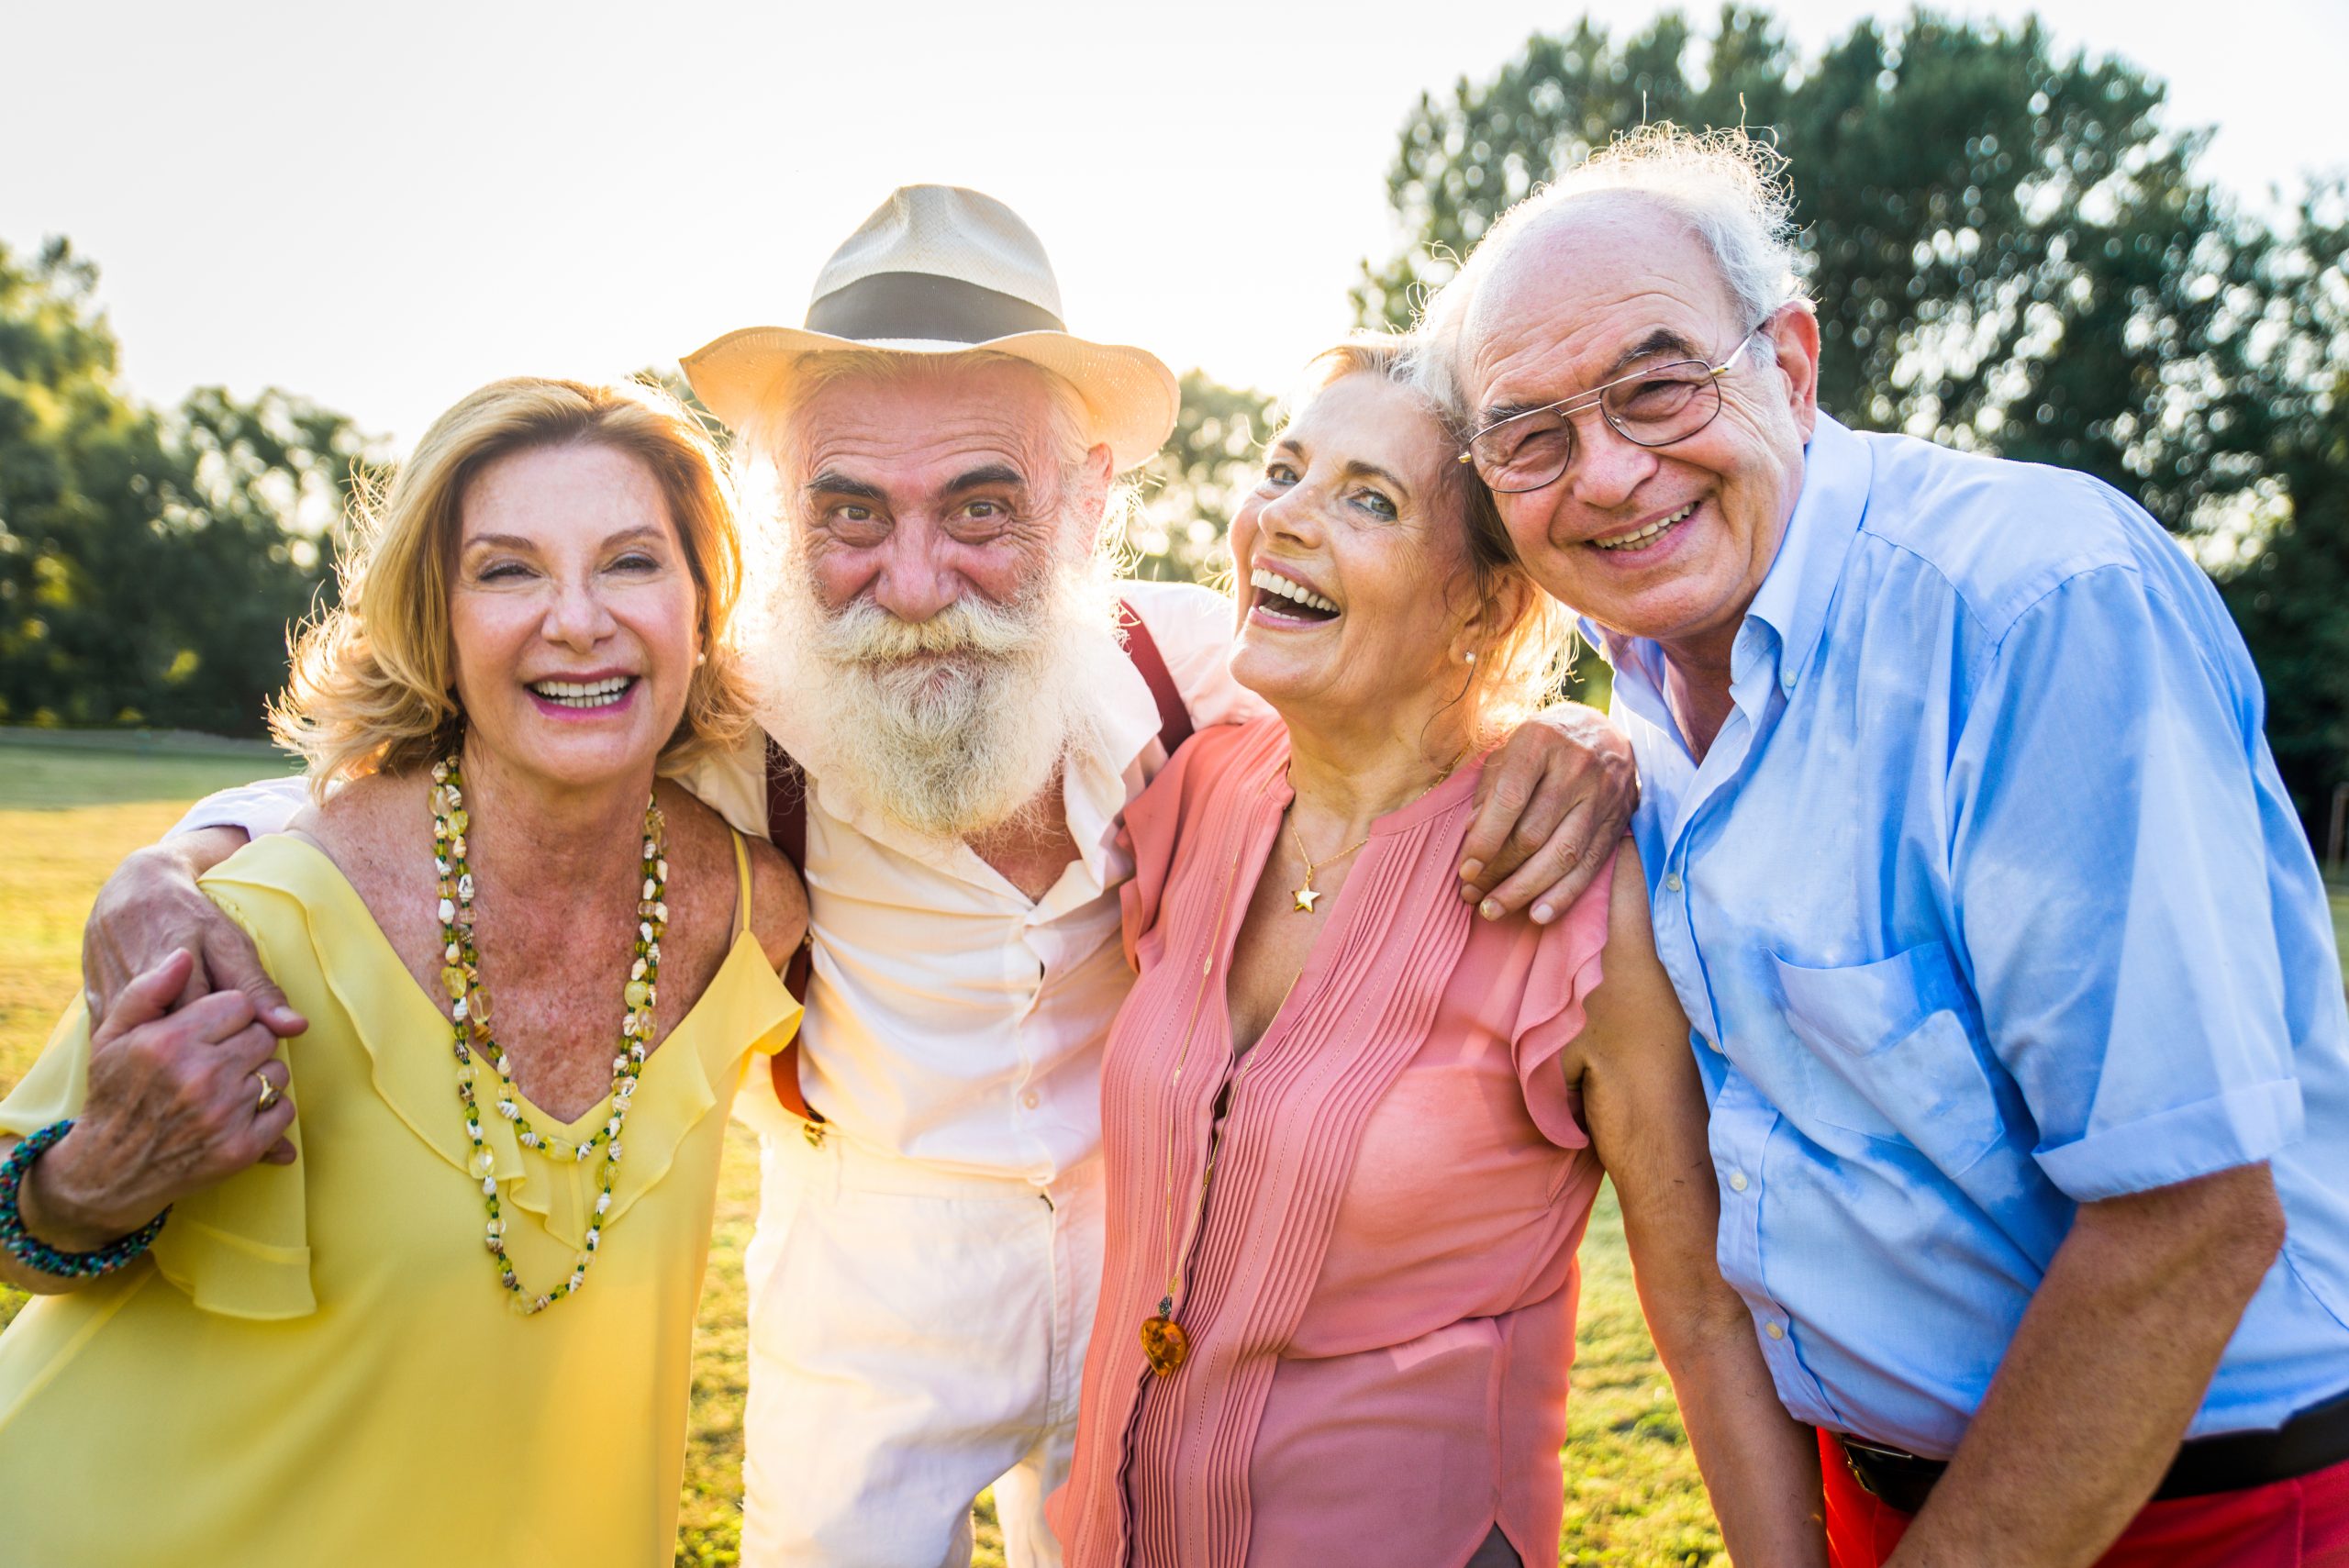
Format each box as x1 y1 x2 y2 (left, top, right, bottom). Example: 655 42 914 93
0 741 1728 1564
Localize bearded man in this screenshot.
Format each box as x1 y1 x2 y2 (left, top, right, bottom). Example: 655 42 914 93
77 185 1635 1566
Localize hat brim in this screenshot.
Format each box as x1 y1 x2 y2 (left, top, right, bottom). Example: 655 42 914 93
681 325 1180 473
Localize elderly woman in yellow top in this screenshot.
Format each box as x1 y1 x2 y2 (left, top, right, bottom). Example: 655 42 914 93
0 377 806 1564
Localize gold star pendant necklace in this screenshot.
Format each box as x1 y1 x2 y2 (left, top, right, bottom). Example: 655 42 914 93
1286 751 1467 915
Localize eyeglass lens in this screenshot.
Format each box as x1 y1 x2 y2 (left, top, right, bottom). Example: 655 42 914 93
1472 360 1724 494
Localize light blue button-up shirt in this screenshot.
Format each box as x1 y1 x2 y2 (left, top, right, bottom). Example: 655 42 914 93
1598 414 2349 1456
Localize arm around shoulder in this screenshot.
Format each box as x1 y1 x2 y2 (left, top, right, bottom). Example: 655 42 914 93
743 836 808 974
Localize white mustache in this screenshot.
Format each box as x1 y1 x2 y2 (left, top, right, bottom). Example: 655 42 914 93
810 592 1043 666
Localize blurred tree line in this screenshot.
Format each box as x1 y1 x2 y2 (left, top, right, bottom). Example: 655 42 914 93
7 6 2343 839
1142 5 2349 842
0 238 372 734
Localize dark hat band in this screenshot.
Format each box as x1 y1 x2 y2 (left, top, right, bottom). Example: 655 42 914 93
804 271 1067 344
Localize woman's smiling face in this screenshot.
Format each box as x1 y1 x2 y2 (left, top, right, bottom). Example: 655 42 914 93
448 441 701 792
1227 373 1486 733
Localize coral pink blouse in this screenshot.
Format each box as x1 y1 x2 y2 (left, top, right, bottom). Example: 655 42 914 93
1051 717 1615 1568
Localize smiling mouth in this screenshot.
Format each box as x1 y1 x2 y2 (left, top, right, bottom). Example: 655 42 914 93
1250 567 1341 624
529 676 636 709
1592 501 1698 552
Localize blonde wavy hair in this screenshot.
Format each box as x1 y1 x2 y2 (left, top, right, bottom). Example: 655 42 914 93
271 376 754 793
1281 338 1571 736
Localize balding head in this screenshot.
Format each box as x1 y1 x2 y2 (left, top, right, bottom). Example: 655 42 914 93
1416 126 1808 421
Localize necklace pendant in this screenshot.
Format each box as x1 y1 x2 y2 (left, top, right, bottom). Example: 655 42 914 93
1140 1314 1189 1376
1291 882 1321 914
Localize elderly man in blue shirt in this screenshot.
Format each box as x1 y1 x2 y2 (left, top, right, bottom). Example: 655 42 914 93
1419 127 2349 1567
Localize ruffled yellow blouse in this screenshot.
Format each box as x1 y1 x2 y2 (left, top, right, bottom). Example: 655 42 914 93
0 833 798 1566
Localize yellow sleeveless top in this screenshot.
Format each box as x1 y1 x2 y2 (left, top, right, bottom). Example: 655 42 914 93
0 832 799 1565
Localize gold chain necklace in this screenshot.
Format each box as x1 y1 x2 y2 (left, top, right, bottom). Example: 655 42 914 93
1285 751 1467 914
432 754 665 1316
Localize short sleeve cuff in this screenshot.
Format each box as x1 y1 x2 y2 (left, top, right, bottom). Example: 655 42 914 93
169 778 307 840
2032 1078 2305 1202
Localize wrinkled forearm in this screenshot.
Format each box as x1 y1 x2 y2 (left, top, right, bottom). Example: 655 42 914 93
1887 1166 2284 1568
1651 1288 1829 1565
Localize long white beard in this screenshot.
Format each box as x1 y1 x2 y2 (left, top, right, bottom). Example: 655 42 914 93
754 539 1119 842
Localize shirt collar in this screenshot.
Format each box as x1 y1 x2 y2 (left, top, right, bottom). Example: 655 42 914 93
1586 412 1872 728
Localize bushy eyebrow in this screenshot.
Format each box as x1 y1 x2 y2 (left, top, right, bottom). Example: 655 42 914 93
803 471 884 502
801 465 1030 505
943 463 1027 495
1477 327 1709 428
1606 328 1704 376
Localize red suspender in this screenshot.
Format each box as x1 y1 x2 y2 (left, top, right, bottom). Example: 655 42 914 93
762 597 1193 1117
1117 598 1195 758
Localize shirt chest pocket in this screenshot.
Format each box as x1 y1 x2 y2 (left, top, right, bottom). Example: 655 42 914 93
1768 940 2002 1174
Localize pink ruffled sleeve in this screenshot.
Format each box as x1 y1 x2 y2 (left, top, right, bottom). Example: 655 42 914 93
1507 849 1620 1149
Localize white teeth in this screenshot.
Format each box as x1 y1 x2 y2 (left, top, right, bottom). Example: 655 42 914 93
529 675 633 707
1249 567 1340 615
1593 503 1697 551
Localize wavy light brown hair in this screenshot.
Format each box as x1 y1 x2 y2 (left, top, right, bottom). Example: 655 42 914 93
271 376 753 793
1281 337 1570 735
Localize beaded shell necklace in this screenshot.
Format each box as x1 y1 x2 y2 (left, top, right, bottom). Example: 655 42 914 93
431 753 666 1316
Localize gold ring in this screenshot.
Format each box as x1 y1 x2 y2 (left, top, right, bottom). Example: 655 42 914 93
254 1071 282 1114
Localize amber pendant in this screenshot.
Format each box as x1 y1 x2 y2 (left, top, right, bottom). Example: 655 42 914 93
1140 1314 1188 1376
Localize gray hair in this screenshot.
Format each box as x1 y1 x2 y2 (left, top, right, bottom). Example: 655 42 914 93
1413 125 1809 417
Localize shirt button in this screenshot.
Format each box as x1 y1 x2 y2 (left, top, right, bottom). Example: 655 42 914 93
1021 1090 1041 1110
1765 1321 1786 1340
1729 1171 1749 1192
1782 671 1798 692
1700 1033 1723 1054
1664 872 1683 893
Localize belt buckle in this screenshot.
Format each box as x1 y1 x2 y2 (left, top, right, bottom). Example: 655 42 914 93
801 1118 826 1150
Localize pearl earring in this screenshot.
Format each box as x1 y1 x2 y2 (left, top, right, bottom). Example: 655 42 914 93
694 651 707 667
1464 650 1477 665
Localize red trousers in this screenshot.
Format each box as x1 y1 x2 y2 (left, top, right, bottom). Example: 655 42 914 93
1820 1429 2349 1567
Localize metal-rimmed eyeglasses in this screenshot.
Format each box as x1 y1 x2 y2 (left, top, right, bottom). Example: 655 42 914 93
1458 315 1777 495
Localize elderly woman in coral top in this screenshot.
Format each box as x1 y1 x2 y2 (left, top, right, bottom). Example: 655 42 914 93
1052 341 1825 1568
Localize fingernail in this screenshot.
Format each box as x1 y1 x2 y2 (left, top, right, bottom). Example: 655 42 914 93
1479 899 1501 921
1459 859 1484 883
1532 903 1554 925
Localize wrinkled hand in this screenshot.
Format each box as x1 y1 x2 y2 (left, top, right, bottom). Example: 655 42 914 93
22 951 296 1253
1459 702 1640 923
83 828 305 1036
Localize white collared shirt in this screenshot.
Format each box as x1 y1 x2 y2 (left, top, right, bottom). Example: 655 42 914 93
182 579 1260 1182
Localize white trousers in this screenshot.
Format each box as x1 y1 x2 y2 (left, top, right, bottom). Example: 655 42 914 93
740 1127 1105 1568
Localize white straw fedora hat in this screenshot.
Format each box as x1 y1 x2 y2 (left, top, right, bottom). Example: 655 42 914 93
682 184 1179 472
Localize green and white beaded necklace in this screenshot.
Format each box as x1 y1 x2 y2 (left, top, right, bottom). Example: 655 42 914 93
431 753 667 1315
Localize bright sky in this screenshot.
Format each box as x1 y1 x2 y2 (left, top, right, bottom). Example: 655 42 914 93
8 0 2343 448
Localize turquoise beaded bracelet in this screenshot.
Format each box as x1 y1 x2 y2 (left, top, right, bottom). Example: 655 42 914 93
0 1120 170 1279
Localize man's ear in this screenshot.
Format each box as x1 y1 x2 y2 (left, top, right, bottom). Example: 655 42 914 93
1770 304 1824 439
1068 442 1116 555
